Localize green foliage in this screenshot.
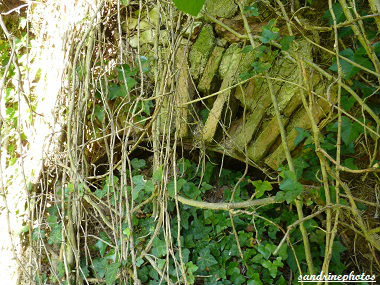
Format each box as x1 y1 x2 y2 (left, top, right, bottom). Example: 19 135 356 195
244 4 259 17
172 0 206 16
329 48 374 80
249 179 273 198
275 170 304 203
241 18 295 80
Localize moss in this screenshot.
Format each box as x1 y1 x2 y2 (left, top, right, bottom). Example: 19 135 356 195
218 43 241 79
189 24 215 80
204 0 237 18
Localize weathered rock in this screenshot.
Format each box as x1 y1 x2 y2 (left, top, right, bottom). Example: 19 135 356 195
226 79 272 150
189 24 215 80
204 0 238 18
246 91 303 162
198 46 224 94
202 44 242 142
218 43 241 79
265 81 334 170
129 29 169 48
175 46 194 138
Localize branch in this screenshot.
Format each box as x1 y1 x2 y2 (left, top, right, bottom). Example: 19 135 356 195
175 195 278 211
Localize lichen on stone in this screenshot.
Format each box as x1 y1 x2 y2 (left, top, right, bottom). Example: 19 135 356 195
189 24 216 80
204 0 238 18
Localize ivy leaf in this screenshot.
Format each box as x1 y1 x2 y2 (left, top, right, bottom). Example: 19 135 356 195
323 3 346 25
153 166 163 181
92 258 108 278
260 27 279 44
341 95 356 111
247 278 263 285
328 116 364 145
145 179 154 193
94 105 104 122
108 83 127 100
152 238 167 258
95 232 110 257
244 4 259 17
185 262 198 284
136 257 144 267
105 262 120 285
131 158 146 170
329 48 374 80
197 247 217 271
341 117 363 145
280 35 295 51
257 243 276 260
343 158 358 170
279 170 303 203
294 127 311 147
167 178 186 197
132 175 146 200
94 188 107 199
48 224 62 245
242 45 253 53
231 273 246 285
251 61 271 74
250 180 272 198
32 228 45 240
138 56 150 73
123 227 131 237
172 0 206 16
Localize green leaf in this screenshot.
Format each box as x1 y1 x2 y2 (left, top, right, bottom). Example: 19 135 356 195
250 180 272 198
329 116 364 145
139 56 150 73
323 3 346 25
136 257 144 267
32 228 45 240
105 262 120 285
341 95 356 111
343 158 358 170
95 232 110 257
244 4 259 17
131 158 146 170
294 127 311 147
145 179 154 193
260 29 279 43
280 36 295 51
248 279 263 285
80 258 90 279
172 0 206 16
92 258 107 278
276 243 288 260
132 175 146 200
94 105 104 122
123 227 131 237
48 224 62 245
276 275 287 285
197 247 217 271
231 273 246 285
94 188 107 199
108 83 127 100
167 178 186 197
152 238 167 258
251 61 271 74
329 48 374 80
153 166 163 181
242 45 253 53
185 261 198 284
279 170 303 203
257 243 276 260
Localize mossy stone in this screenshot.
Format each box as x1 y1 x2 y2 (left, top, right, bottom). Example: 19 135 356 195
204 0 237 18
189 24 215 80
